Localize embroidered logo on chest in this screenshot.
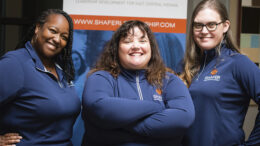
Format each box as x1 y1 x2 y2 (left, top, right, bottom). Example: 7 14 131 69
203 75 221 81
153 88 163 101
210 69 218 75
204 67 221 81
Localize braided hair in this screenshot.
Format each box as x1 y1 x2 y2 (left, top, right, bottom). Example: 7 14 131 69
15 9 75 83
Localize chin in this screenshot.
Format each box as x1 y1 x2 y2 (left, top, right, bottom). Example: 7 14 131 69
202 47 215 51
127 65 144 70
198 44 216 51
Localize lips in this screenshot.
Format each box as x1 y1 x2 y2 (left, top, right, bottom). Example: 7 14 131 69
129 52 143 56
199 37 212 42
199 36 211 39
46 42 58 50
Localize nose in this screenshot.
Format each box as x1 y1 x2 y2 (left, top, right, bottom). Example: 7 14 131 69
201 26 209 33
53 34 61 44
131 41 140 50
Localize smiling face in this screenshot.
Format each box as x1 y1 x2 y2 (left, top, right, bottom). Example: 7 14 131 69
193 8 230 51
33 14 69 59
118 27 151 70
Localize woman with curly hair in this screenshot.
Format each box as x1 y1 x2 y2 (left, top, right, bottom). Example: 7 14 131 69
82 20 195 145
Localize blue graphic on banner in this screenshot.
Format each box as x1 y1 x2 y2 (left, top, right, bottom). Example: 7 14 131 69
71 30 185 146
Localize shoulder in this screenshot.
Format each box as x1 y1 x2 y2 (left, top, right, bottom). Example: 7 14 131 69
0 50 26 84
87 70 115 82
221 47 250 64
231 53 252 62
220 47 255 69
0 49 28 66
228 53 257 69
163 72 189 96
85 70 117 89
226 53 260 80
1 48 28 63
89 70 113 78
5 48 27 57
165 71 180 80
164 71 185 85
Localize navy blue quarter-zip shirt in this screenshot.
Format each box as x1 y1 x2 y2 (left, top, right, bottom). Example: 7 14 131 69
82 68 195 146
183 45 260 146
0 42 81 146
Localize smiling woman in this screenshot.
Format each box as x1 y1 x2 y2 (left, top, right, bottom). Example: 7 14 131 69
32 14 70 79
192 8 230 51
118 26 151 70
0 9 80 146
81 20 195 146
180 0 260 145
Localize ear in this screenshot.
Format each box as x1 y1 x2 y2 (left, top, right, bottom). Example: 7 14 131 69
223 20 230 34
35 24 41 34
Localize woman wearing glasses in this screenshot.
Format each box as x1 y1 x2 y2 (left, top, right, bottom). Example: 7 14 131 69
181 0 260 145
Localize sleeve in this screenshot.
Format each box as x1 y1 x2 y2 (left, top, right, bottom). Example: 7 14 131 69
233 55 260 145
82 72 164 130
125 75 195 138
0 53 24 107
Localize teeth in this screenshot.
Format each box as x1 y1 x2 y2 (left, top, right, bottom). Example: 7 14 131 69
130 52 142 56
48 42 57 48
130 53 142 56
47 43 55 47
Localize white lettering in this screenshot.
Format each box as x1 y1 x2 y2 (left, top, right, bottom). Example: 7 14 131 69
204 75 221 81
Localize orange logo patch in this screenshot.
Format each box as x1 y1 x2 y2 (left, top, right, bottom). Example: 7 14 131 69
156 89 162 95
210 69 218 75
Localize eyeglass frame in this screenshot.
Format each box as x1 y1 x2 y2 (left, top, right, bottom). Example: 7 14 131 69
192 21 224 32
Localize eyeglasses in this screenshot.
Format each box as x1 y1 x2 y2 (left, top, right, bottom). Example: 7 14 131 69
193 21 223 32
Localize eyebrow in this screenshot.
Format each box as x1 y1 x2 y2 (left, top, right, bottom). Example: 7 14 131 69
49 26 69 34
193 21 218 24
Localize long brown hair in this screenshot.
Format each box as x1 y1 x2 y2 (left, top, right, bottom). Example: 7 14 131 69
89 20 172 88
181 0 241 87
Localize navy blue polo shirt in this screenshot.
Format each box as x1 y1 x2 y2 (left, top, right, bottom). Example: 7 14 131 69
0 42 81 146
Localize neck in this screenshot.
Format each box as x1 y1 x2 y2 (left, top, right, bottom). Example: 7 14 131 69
43 59 57 76
38 56 55 71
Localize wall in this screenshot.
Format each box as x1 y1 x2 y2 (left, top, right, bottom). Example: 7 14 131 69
229 0 240 45
1 0 62 53
4 0 22 51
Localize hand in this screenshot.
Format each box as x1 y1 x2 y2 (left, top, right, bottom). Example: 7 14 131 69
0 133 22 146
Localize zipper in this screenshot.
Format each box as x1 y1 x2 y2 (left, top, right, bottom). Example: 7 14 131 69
57 81 64 88
36 67 64 88
196 53 207 81
136 72 144 100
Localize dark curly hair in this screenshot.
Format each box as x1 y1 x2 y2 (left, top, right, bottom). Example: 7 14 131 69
89 20 173 88
15 9 75 83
